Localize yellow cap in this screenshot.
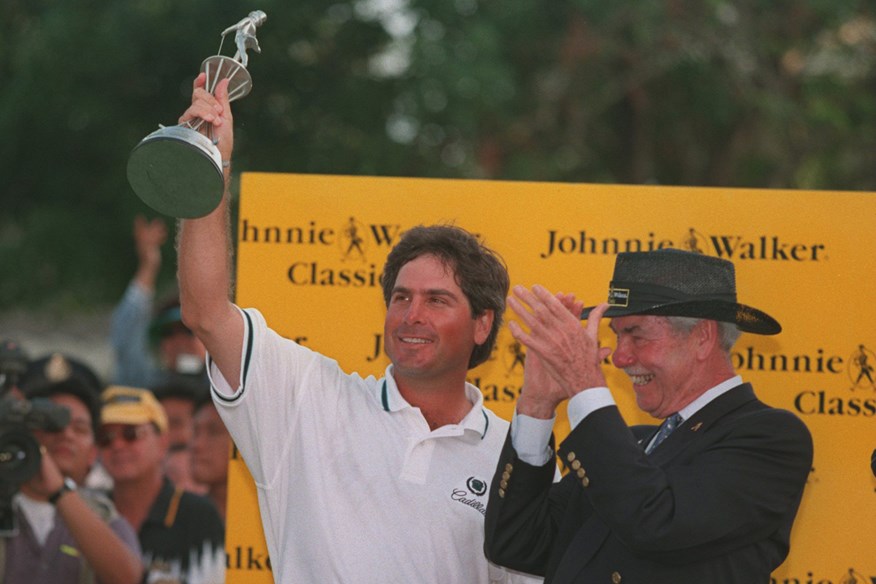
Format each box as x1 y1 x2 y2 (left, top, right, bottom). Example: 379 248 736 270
100 386 168 434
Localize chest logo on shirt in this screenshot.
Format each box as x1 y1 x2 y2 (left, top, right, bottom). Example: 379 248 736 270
451 476 488 516
466 476 487 496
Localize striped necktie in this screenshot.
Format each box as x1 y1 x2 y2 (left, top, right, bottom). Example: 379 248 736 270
645 413 683 454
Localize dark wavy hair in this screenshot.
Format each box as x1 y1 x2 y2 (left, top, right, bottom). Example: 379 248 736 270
380 224 509 369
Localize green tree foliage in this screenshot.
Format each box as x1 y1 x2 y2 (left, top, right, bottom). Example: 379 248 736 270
399 0 876 186
0 0 400 309
0 0 873 309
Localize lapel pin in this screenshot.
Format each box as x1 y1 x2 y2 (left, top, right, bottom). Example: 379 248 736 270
691 422 703 432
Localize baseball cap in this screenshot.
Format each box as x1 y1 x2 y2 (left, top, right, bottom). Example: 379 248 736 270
101 386 168 433
148 298 193 346
21 352 104 395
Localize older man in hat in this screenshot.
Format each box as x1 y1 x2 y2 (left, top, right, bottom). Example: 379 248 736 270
98 386 224 584
484 249 813 584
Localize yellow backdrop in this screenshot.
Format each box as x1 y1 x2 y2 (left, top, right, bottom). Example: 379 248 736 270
225 173 876 583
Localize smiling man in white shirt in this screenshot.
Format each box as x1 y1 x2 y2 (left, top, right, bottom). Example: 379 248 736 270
175 74 541 584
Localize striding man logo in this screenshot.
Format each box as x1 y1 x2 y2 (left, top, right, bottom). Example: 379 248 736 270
339 216 368 262
680 227 708 255
837 567 869 584
503 339 527 376
848 344 875 391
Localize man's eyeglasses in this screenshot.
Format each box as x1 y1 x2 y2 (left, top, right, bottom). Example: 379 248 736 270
97 425 153 447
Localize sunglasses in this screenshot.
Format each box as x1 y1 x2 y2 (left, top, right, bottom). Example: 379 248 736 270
97 425 153 448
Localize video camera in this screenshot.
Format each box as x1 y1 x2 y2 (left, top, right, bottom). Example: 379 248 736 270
0 339 71 535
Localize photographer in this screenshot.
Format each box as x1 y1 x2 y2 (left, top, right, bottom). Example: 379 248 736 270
1 374 144 584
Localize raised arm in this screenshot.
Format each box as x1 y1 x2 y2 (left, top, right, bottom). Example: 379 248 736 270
132 215 167 291
110 215 168 386
176 73 244 386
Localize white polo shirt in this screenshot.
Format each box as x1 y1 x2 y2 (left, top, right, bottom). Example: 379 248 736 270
210 307 540 584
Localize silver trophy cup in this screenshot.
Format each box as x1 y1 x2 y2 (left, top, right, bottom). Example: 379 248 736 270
127 11 266 218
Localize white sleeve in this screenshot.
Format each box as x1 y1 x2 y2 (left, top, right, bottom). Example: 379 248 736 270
566 387 615 428
510 409 556 466
208 306 346 488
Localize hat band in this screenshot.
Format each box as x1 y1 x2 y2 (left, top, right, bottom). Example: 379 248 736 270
608 281 737 308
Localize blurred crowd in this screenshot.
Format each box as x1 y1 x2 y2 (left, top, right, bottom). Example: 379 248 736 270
0 216 231 584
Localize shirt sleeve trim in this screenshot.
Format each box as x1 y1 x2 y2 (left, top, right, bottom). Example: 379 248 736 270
211 309 254 405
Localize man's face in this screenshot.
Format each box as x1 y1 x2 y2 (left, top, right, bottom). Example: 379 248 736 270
33 394 97 484
609 315 699 418
159 324 206 374
190 404 231 487
98 422 167 484
383 254 492 383
160 397 195 448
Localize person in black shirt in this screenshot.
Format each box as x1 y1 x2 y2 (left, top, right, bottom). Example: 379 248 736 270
98 386 224 584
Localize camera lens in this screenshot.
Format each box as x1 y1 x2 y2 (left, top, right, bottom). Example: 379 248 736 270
0 426 42 486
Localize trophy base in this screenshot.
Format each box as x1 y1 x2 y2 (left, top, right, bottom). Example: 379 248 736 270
127 125 225 219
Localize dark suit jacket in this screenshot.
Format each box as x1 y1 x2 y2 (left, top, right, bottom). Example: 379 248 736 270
484 384 813 584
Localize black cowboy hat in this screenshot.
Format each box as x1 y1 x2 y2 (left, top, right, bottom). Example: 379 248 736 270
580 249 781 335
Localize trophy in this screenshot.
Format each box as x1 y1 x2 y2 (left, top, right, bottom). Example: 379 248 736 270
127 11 267 218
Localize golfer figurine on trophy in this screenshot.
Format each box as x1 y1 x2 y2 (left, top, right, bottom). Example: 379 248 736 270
127 11 267 219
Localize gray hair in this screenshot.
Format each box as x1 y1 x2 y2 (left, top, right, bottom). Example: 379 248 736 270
665 316 741 352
